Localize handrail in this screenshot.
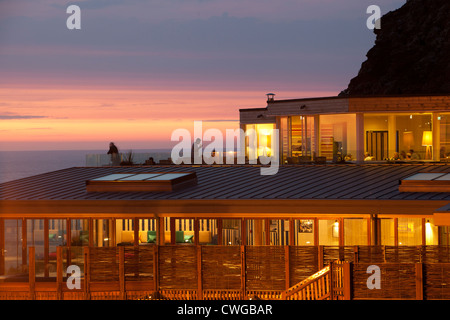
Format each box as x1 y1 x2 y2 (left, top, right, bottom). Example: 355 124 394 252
281 264 331 300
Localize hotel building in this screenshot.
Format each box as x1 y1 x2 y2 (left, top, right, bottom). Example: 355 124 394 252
0 94 450 300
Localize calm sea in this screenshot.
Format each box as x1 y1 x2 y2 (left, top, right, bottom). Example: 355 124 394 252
0 149 171 184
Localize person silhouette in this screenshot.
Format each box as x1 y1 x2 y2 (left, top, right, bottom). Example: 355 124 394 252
107 142 120 165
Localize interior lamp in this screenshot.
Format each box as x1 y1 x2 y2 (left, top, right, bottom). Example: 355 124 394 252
422 131 433 160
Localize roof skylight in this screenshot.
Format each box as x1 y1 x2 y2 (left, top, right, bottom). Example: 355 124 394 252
86 172 197 192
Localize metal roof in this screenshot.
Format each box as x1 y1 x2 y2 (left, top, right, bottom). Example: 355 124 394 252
1 163 450 201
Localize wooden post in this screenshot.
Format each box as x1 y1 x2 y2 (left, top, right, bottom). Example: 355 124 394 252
217 219 223 245
66 219 72 267
415 263 424 300
285 246 290 290
153 245 159 293
354 246 359 263
134 218 140 247
57 246 63 300
194 219 200 246
197 245 203 300
318 245 324 269
83 247 90 300
343 262 352 300
29 247 35 300
289 219 295 246
119 246 125 300
170 218 176 245
44 219 49 277
240 245 246 299
329 261 334 300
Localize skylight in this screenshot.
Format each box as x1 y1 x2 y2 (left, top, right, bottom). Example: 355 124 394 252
399 172 450 192
86 172 197 192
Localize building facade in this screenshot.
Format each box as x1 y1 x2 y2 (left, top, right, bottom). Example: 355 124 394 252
240 94 450 164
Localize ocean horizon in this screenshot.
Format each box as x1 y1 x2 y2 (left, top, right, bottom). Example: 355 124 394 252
0 149 172 184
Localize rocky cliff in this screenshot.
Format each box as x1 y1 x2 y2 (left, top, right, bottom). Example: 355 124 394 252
341 0 450 96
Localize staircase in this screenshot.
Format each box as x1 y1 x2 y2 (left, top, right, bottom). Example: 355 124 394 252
281 260 351 300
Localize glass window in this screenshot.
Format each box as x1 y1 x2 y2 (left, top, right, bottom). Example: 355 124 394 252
319 114 356 162
319 219 339 246
364 113 433 161
199 219 218 245
344 218 368 245
291 116 315 160
48 219 67 277
4 219 23 276
398 218 422 246
246 219 266 245
268 219 290 246
93 219 112 247
380 219 395 246
222 219 241 245
70 219 89 246
175 218 195 244
116 219 134 245
245 124 276 160
294 219 314 246
27 219 45 277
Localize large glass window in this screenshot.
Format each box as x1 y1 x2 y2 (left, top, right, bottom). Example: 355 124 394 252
48 219 67 277
291 116 315 160
175 218 195 244
27 219 45 277
380 219 395 246
93 219 112 247
319 114 356 162
318 219 340 246
294 219 314 246
246 219 266 245
398 218 422 246
245 123 276 160
4 219 23 276
344 218 368 245
199 219 218 245
222 219 241 245
364 113 433 161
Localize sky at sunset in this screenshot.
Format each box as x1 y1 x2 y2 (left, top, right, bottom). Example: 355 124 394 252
0 0 406 151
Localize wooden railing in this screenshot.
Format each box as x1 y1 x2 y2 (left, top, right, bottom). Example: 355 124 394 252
281 260 351 300
282 264 331 300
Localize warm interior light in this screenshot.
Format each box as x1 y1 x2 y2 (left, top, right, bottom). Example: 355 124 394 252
422 131 433 160
422 131 433 146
